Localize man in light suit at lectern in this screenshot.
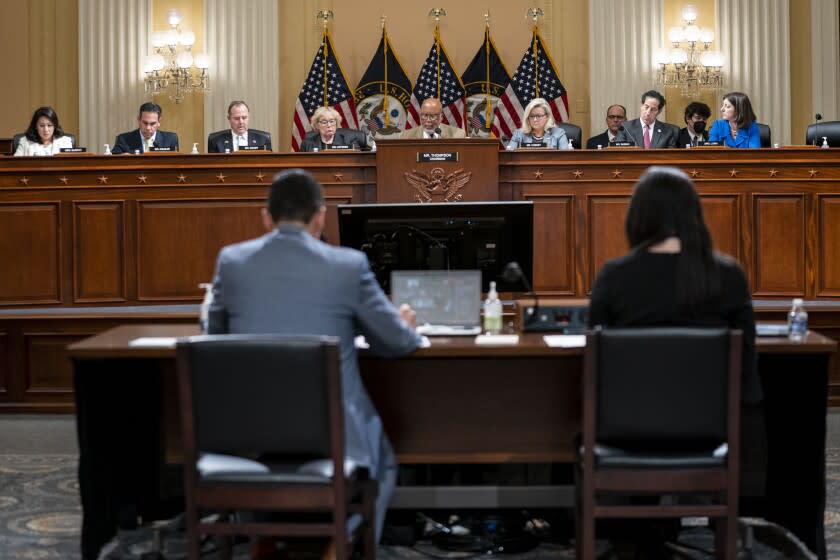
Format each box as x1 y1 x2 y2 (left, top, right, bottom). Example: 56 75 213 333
399 97 466 139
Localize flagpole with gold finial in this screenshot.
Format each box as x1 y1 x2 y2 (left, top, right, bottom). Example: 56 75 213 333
527 7 544 99
381 14 390 127
428 8 446 99
317 9 334 107
484 12 492 129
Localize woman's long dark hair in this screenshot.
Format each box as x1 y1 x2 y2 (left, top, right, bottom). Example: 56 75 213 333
24 106 64 143
624 166 720 311
724 91 757 130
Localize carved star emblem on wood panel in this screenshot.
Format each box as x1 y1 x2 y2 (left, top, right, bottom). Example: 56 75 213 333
611 169 622 178
18 177 30 186
768 169 779 178
58 176 69 185
689 169 701 178
572 169 583 179
255 171 266 182
177 174 187 183
533 170 543 179
334 173 344 181
98 175 109 184
216 173 226 182
729 169 739 177
808 169 819 177
137 174 148 184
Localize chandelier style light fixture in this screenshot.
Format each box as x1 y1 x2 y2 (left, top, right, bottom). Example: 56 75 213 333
654 4 724 94
143 9 210 103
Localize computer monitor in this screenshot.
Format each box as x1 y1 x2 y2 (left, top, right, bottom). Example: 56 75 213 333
337 201 534 293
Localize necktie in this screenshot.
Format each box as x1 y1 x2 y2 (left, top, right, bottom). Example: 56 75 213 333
643 125 651 149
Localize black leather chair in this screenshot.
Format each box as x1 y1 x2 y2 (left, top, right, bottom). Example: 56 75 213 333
556 122 582 149
576 328 742 560
805 120 840 147
12 132 76 153
176 334 376 560
757 123 771 148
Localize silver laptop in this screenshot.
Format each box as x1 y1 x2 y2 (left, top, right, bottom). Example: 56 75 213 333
391 270 483 336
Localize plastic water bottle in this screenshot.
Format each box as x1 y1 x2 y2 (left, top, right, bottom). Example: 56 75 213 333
483 281 503 335
787 298 808 341
199 283 213 334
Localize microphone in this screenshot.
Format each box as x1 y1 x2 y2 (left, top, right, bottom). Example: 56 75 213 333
433 127 442 139
502 261 539 328
814 113 824 146
617 125 635 146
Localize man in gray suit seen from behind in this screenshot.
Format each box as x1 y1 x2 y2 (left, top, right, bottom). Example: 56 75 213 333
615 90 679 149
208 169 423 545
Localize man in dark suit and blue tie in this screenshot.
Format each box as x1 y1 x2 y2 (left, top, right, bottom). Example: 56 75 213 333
111 102 179 154
207 100 272 153
615 90 679 149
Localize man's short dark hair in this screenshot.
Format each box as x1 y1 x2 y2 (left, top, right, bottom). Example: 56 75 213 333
640 90 666 110
267 169 325 223
684 101 711 121
228 100 249 115
138 102 162 118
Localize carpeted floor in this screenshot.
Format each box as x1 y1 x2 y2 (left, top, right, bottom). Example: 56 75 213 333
1 415 838 559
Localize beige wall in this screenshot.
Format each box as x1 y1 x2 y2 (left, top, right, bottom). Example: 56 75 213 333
0 0 78 138
790 1 812 145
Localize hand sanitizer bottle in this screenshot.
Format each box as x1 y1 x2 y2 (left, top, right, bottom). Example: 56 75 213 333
483 281 503 335
191 142 199 154
822 137 830 149
199 283 213 334
103 143 111 155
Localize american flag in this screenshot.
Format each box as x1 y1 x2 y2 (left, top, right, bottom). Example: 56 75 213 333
406 27 466 130
291 31 358 152
491 28 569 142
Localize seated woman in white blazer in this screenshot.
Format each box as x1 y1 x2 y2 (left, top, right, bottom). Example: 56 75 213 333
14 106 73 156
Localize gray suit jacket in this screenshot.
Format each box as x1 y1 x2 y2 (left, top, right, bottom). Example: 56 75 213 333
399 123 466 139
615 118 679 149
209 224 421 539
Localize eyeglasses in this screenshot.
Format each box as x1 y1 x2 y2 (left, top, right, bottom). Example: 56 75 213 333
607 115 625 120
420 113 441 120
528 113 548 120
317 119 337 126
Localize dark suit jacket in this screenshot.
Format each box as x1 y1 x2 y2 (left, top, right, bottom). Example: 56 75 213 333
586 130 611 149
112 129 179 154
207 129 272 153
678 127 708 148
615 119 679 148
300 128 370 152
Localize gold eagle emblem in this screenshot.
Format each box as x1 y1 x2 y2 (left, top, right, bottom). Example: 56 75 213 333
403 167 472 203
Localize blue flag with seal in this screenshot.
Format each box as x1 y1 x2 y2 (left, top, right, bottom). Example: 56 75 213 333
460 25 510 138
355 28 414 139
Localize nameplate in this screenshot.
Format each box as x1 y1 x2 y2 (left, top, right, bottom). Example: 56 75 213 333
149 146 175 152
326 145 354 150
520 141 546 148
417 152 458 162
697 140 722 147
238 145 264 151
59 147 86 153
608 141 635 147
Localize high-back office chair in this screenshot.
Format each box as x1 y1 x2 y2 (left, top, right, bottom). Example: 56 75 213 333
805 120 840 147
757 123 771 148
176 335 376 560
556 122 582 149
576 328 742 560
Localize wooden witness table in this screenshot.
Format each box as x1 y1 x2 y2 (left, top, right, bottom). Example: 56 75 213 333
68 324 835 559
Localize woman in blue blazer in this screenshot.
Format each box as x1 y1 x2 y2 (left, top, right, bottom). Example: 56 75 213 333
506 97 569 150
708 91 761 148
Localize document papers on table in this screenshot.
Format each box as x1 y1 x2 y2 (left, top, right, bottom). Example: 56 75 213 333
543 334 586 348
128 337 178 348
